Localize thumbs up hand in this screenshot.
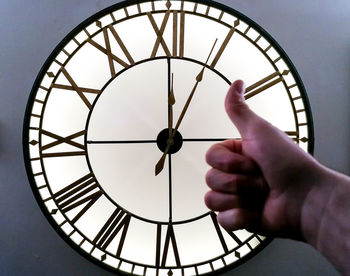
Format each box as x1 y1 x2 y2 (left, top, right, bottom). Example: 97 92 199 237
205 80 325 240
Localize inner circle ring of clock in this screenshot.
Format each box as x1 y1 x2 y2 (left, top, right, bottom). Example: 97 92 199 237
85 56 231 225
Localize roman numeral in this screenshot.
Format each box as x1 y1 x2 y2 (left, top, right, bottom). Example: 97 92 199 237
147 10 186 58
52 173 103 223
179 11 185 58
87 25 135 77
93 207 131 257
156 223 181 268
210 212 242 254
210 20 240 69
245 70 289 100
147 11 172 58
52 67 101 109
172 11 185 57
40 129 86 158
172 11 178 57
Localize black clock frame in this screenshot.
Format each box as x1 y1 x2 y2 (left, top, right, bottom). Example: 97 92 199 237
23 0 314 275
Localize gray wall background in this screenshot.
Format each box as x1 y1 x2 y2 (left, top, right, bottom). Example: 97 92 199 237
1 0 349 275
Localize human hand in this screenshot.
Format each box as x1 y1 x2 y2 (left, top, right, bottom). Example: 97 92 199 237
204 80 326 240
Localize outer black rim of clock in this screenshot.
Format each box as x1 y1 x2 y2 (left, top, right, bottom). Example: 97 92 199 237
22 0 314 275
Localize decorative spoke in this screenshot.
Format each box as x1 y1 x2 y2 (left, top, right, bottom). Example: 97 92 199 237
168 154 173 222
87 140 157 144
182 138 232 142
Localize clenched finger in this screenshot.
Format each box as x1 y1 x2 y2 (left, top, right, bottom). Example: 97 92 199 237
217 208 260 231
205 191 243 211
206 168 267 194
206 143 258 173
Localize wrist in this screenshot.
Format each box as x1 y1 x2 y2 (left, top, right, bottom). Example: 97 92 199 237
300 164 350 273
300 163 336 246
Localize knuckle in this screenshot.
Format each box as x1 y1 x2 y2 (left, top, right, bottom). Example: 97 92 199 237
241 159 252 172
229 175 243 193
232 209 246 225
222 175 236 192
233 175 241 192
258 178 269 193
218 154 234 171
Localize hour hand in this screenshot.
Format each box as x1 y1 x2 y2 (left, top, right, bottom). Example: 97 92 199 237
169 73 175 105
155 145 170 176
168 73 175 138
156 74 175 176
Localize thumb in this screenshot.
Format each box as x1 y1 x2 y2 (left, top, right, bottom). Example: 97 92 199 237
225 80 262 139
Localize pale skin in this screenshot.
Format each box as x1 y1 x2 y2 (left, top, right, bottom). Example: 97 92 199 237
205 80 350 275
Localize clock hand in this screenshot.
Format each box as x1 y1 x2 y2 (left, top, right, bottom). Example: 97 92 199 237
155 39 218 176
169 73 175 139
155 145 170 175
155 109 175 176
172 38 217 135
155 75 175 176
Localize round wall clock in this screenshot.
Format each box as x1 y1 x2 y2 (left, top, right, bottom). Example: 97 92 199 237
23 0 314 275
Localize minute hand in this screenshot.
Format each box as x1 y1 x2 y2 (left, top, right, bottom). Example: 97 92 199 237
173 39 218 135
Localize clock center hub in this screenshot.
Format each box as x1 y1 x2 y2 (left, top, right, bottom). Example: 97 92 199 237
156 128 183 154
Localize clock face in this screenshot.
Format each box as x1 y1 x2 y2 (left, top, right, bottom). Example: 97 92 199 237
23 0 314 275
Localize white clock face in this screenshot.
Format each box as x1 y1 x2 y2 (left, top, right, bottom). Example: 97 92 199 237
24 0 313 275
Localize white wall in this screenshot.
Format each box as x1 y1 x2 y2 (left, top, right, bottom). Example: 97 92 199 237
1 0 349 275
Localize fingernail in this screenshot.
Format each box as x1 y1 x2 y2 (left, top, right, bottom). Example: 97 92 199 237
235 80 245 95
